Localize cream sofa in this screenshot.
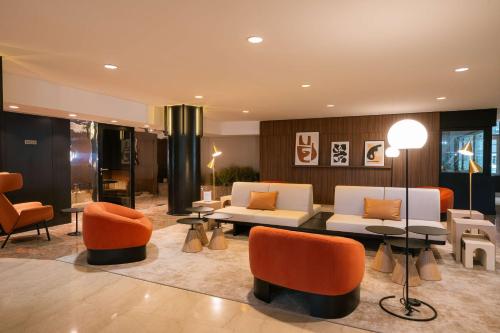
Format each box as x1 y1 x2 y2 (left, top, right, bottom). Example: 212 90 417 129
215 182 318 227
326 185 446 242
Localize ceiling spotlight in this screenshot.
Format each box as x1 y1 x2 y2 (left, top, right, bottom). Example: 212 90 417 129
327 104 335 108
111 120 118 123
436 96 447 100
301 84 311 88
194 95 203 99
104 64 118 70
247 36 263 44
8 105 19 109
242 110 250 113
68 113 78 117
454 67 469 72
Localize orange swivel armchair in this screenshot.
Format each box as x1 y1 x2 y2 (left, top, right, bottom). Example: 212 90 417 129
0 173 54 248
83 202 153 265
249 226 365 318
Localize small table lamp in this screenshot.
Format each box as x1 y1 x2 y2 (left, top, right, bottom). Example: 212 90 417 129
458 141 483 218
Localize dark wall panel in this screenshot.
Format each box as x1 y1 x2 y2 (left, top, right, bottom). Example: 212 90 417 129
260 112 440 204
0 112 71 225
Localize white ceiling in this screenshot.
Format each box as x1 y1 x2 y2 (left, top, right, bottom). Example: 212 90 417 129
1 0 499 121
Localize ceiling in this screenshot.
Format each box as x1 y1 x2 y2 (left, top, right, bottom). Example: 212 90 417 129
1 0 499 121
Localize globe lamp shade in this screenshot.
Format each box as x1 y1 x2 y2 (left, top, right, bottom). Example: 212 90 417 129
385 146 400 158
387 119 428 149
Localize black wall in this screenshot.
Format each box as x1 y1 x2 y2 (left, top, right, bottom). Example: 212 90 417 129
0 112 71 225
439 109 497 215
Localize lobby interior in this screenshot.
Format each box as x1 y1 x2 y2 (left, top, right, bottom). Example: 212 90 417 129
0 1 499 333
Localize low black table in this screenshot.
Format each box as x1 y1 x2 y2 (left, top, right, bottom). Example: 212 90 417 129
61 207 85 236
177 218 207 252
204 213 232 250
186 206 214 219
406 226 448 281
365 226 405 273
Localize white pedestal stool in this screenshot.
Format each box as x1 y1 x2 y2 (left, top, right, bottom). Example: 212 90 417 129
461 237 495 271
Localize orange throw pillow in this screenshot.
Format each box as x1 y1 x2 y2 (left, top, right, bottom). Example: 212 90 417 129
247 191 278 210
363 198 402 221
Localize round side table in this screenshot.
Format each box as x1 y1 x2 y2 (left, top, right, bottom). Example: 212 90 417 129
204 213 232 250
365 226 405 273
61 207 85 236
407 226 448 281
177 218 205 253
386 238 426 287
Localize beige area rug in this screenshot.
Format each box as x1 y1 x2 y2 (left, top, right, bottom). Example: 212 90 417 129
57 224 500 333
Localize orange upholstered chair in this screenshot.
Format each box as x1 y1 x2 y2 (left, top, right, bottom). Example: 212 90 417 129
249 226 365 318
0 173 54 248
83 202 153 265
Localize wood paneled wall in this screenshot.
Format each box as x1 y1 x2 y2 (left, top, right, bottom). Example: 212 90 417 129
260 112 440 204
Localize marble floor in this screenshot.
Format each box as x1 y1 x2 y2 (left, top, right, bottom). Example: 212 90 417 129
0 197 368 333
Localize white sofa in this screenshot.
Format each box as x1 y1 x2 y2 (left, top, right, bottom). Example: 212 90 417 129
215 182 319 227
326 185 446 242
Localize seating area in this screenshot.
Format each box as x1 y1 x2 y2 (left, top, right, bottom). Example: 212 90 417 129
0 2 499 333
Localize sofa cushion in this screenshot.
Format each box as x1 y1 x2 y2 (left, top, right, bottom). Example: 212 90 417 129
363 198 401 221
384 187 440 222
253 209 310 227
269 183 313 213
334 186 385 216
215 206 259 223
326 214 383 234
231 182 270 207
247 191 278 210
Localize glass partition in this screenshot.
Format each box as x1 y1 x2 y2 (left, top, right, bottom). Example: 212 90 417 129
441 130 484 173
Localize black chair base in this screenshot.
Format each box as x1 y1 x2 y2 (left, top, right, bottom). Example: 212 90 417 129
1 221 51 249
253 277 360 319
87 245 147 265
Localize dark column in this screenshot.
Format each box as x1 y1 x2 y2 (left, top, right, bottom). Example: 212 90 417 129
166 105 203 215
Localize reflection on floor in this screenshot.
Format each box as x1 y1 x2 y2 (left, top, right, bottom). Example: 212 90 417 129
0 196 367 332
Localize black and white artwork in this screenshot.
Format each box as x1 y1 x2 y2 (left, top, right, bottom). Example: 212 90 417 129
331 141 349 166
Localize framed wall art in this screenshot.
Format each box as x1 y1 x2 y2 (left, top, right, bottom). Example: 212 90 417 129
331 141 349 166
295 132 319 165
364 140 385 167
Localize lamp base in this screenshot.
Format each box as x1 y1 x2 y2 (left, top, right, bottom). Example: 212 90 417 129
379 295 437 321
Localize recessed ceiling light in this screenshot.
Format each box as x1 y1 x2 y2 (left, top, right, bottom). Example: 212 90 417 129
454 67 469 72
242 110 250 113
436 96 447 100
68 113 78 117
104 64 118 70
327 104 335 108
194 95 203 99
111 120 118 123
8 105 19 109
301 84 311 88
247 36 263 44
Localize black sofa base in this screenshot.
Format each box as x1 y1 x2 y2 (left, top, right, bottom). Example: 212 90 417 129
87 245 146 265
253 277 360 319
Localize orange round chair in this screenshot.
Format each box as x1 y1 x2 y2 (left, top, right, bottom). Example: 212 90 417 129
418 186 454 214
249 226 365 318
83 202 153 265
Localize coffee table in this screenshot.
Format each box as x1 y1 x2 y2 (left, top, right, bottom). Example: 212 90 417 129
407 226 448 281
61 207 85 236
204 213 232 250
365 226 405 273
177 218 205 253
386 238 426 287
186 206 214 219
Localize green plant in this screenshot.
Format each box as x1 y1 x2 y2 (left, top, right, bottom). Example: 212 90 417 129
215 166 259 186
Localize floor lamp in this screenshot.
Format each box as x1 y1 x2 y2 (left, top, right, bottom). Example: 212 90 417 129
379 119 437 321
458 141 483 218
207 145 222 200
385 146 400 187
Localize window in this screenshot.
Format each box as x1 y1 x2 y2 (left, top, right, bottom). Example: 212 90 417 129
441 130 484 173
492 121 500 175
